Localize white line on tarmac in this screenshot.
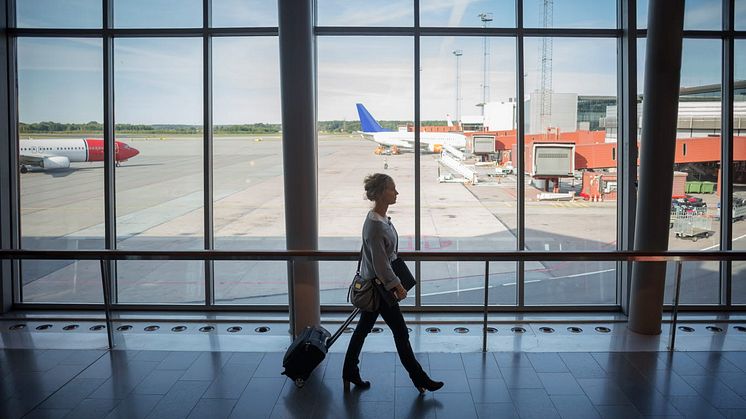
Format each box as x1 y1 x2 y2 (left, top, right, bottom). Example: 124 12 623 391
501 269 615 287
701 233 746 251
422 268 617 296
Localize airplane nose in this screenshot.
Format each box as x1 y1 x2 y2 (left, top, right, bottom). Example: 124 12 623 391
128 147 139 159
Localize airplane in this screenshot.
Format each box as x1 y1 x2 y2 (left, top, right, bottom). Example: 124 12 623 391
355 103 466 155
18 138 140 173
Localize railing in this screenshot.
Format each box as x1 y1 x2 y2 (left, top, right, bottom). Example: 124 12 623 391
2 249 746 351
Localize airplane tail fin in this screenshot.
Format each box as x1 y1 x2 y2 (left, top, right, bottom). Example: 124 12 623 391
446 113 454 128
356 103 388 133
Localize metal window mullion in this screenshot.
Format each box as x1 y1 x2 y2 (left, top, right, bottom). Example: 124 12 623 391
202 0 214 307
414 0 421 308
4 0 20 308
617 0 637 312
717 3 733 306
515 0 525 307
103 0 117 303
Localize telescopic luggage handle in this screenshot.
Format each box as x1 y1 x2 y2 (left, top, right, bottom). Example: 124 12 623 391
326 308 360 349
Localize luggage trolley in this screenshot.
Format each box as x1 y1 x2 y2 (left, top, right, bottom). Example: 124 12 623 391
672 213 713 242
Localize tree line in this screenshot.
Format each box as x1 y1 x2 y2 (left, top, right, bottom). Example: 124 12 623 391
20 120 448 135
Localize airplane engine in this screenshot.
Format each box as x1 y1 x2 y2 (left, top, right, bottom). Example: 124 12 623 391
42 156 70 170
428 144 443 153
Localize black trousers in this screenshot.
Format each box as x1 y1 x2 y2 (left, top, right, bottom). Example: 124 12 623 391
343 301 425 382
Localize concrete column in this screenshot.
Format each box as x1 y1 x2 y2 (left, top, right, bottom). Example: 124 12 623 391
278 0 320 333
628 0 685 335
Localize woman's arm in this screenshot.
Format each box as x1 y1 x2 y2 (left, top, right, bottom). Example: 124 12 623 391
368 228 401 291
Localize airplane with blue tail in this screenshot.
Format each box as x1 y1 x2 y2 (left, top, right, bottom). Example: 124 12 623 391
355 103 466 154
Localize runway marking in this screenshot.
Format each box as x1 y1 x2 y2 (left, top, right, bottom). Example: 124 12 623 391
701 232 746 251
501 268 615 286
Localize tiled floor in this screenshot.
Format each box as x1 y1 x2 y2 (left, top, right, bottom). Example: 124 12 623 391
2 349 746 419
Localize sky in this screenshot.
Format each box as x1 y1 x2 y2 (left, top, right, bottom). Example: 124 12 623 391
15 0 744 125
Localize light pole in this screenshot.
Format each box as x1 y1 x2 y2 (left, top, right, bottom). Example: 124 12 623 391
478 12 493 116
452 49 463 125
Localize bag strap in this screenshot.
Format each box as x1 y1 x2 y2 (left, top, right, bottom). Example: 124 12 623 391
388 216 399 254
356 244 363 274
347 245 364 303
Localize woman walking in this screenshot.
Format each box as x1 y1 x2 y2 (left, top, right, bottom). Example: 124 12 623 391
343 173 444 394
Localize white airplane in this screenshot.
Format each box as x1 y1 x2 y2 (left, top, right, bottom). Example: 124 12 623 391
19 138 140 173
356 103 466 154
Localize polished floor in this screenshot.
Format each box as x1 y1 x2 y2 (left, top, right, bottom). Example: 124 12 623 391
2 348 746 419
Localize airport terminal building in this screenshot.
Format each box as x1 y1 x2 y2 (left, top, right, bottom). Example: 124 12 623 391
1 1 746 418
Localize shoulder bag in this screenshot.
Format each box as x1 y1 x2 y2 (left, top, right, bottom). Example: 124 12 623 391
347 246 379 312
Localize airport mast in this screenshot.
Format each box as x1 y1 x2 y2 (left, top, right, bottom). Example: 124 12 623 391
453 49 463 124
539 0 554 131
479 13 493 116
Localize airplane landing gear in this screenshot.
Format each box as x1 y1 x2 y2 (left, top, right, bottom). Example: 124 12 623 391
20 165 28 174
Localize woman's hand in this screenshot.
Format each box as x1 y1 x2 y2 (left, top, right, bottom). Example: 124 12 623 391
393 284 407 300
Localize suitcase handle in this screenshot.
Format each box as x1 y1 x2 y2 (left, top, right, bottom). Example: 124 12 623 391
326 308 360 349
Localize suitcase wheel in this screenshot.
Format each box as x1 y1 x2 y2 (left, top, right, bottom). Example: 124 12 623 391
294 378 305 388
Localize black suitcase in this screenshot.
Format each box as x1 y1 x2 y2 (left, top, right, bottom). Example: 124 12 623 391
282 308 360 387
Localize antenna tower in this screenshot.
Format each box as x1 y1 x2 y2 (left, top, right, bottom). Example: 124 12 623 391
540 0 553 131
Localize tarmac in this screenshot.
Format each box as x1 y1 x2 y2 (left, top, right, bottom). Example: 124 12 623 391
16 134 746 306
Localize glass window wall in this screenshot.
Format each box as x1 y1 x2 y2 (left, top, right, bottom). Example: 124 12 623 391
7 1 745 311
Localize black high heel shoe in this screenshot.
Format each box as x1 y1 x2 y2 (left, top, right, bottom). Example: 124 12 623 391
342 373 371 391
413 375 444 394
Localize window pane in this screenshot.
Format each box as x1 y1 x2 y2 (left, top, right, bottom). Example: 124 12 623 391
17 0 101 28
18 37 104 303
114 38 204 304
737 0 746 30
212 0 278 27
663 39 722 305
420 0 514 28
317 0 413 26
317 36 413 305
638 0 722 30
523 37 618 305
212 37 285 304
524 0 615 29
733 40 746 304
420 36 517 306
114 0 202 28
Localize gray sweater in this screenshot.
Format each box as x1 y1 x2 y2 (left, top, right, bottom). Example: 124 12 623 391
360 211 401 291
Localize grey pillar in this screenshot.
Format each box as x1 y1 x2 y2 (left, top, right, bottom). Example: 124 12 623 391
628 0 685 335
278 0 320 333
0 0 13 313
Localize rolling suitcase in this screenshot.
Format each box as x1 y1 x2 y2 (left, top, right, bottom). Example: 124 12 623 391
281 308 360 388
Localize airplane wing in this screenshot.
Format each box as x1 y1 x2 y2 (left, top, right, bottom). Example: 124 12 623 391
359 133 414 149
